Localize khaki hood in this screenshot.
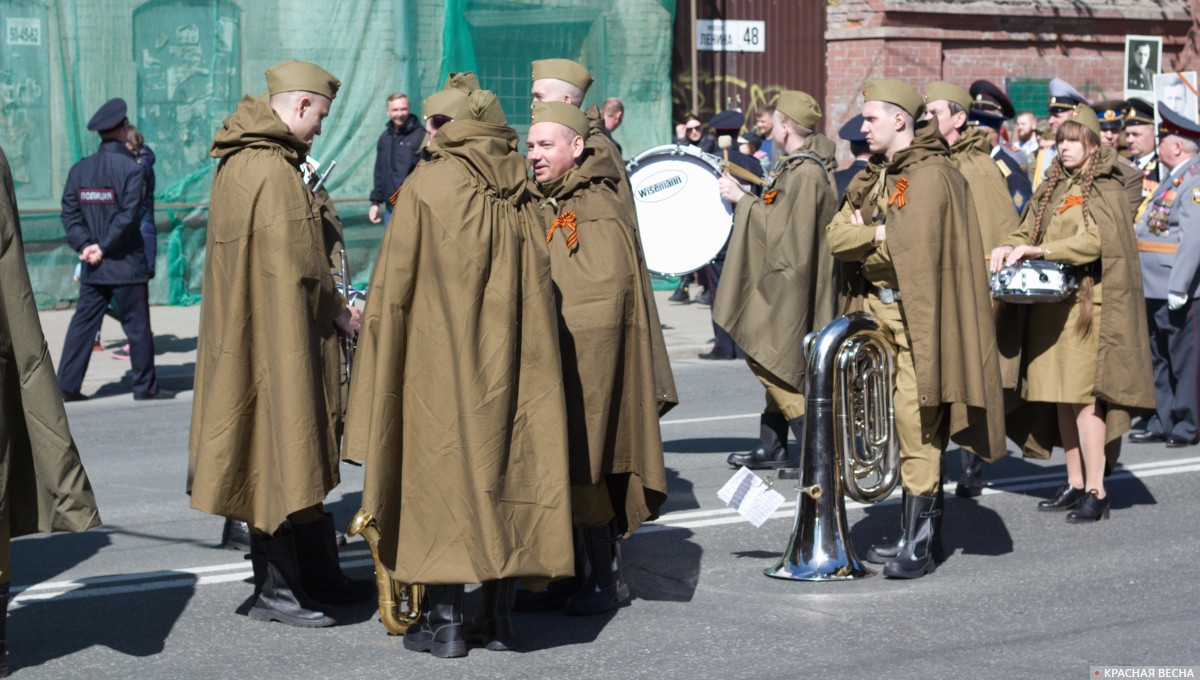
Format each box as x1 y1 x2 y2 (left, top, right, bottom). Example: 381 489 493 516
210 94 309 165
426 119 528 200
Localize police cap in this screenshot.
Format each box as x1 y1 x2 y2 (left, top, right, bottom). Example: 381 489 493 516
838 114 866 144
1047 77 1086 114
709 109 745 132
1126 98 1155 126
1158 101 1200 140
87 98 127 132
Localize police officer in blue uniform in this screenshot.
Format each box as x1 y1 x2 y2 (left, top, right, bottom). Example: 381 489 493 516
699 109 761 359
57 98 172 401
833 114 870 201
969 79 1033 215
1129 103 1200 447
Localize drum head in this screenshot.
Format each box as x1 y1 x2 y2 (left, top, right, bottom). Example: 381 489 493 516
627 146 733 276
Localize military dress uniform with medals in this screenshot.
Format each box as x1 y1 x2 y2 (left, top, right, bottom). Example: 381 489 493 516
1127 98 1162 220
969 79 1033 215
1129 104 1200 447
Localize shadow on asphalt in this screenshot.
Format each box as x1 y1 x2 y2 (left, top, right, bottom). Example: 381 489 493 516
86 361 196 398
10 529 110 584
663 436 758 454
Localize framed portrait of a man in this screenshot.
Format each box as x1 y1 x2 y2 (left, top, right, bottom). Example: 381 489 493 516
1153 72 1198 127
1125 35 1162 98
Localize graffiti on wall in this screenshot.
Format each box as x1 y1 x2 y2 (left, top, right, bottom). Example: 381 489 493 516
672 72 787 123
0 2 52 201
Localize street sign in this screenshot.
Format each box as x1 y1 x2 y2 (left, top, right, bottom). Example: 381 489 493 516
696 19 765 53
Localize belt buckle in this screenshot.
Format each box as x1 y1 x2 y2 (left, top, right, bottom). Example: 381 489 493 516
879 287 895 305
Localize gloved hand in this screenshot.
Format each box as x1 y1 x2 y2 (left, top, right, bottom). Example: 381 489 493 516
1168 291 1188 311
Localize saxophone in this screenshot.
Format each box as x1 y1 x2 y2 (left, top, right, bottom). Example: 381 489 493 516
346 509 424 634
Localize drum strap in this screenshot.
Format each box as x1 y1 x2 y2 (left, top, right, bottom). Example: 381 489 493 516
1137 240 1179 254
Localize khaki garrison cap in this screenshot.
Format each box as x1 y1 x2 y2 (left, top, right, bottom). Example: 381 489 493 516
265 60 340 99
459 90 507 126
863 78 924 119
531 101 590 139
531 58 594 95
775 90 822 129
924 81 972 111
423 88 468 120
1070 105 1102 138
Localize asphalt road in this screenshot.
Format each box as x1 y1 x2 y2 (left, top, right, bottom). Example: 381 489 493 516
10 293 1200 679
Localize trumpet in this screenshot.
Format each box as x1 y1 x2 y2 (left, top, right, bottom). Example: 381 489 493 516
347 509 424 634
765 312 899 581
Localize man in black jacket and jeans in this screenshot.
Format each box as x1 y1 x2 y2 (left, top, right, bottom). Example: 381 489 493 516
57 98 172 401
368 93 425 224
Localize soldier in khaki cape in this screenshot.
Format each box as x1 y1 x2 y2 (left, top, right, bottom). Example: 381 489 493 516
828 79 1005 579
1 144 101 676
525 101 673 616
189 60 372 629
923 81 1020 499
991 106 1155 521
714 89 839 470
518 59 678 613
343 86 574 658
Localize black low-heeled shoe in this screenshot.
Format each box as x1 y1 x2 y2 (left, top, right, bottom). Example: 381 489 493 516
1037 483 1087 512
1066 490 1110 523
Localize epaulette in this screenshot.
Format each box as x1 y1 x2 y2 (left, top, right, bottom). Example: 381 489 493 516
994 159 1012 178
1187 163 1200 177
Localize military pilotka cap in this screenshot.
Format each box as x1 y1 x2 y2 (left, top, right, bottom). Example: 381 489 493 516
1047 77 1086 114
531 58 594 95
924 81 972 111
531 101 589 139
459 90 507 127
1126 98 1155 126
1070 105 1102 137
87 98 128 132
265 60 340 100
444 71 481 92
862 79 924 118
1092 100 1128 131
423 88 467 120
708 109 745 132
1157 102 1200 140
776 90 822 129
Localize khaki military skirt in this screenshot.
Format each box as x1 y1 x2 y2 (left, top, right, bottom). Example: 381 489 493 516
1022 292 1100 404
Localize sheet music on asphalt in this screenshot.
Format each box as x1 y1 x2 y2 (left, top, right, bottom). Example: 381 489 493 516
717 466 785 528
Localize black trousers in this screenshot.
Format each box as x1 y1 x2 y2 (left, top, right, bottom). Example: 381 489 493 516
1146 298 1199 441
57 282 158 397
705 259 744 359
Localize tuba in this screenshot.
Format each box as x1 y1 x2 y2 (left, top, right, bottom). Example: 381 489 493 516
347 509 424 634
765 312 900 581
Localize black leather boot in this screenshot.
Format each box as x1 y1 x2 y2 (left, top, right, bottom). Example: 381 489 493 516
883 493 940 579
220 517 251 551
1 582 9 678
403 584 467 658
956 449 984 498
248 531 336 627
1038 483 1087 512
465 578 517 651
514 526 584 611
292 513 375 604
865 490 907 563
565 520 631 616
726 413 790 469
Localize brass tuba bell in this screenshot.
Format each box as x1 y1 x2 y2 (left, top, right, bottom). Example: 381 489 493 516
347 508 425 633
765 312 900 581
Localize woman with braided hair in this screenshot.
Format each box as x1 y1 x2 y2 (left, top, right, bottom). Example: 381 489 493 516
990 106 1155 523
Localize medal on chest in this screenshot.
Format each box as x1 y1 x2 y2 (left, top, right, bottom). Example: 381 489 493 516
1148 174 1185 236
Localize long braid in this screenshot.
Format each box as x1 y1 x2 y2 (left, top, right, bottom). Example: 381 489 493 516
1031 161 1063 245
1073 146 1101 335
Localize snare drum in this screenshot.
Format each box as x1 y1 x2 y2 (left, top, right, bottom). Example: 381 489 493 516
990 260 1080 303
626 145 733 276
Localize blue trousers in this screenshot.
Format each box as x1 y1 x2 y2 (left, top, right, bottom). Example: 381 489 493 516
57 282 158 397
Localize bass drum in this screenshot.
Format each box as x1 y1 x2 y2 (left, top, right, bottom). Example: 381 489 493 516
626 145 733 277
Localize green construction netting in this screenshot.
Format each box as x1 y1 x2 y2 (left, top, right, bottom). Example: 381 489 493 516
3 0 677 308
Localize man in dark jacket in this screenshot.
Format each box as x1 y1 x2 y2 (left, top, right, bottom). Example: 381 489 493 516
368 92 425 224
56 98 172 401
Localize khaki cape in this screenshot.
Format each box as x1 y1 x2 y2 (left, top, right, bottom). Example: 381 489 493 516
188 95 346 533
829 121 1007 462
0 145 100 537
951 127 1020 253
532 144 673 536
714 134 840 390
998 148 1156 473
343 120 573 585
